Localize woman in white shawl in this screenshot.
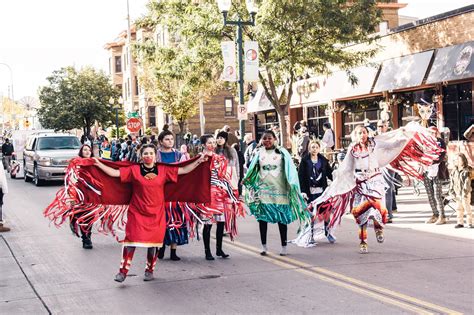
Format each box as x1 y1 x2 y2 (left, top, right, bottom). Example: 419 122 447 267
295 122 441 253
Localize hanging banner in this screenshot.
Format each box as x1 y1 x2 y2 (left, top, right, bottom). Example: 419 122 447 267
221 41 237 82
244 41 259 82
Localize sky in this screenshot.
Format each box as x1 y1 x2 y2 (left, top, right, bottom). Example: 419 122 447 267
0 0 473 102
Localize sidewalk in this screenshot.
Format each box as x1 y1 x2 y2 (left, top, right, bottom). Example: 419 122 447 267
0 235 45 313
387 187 473 240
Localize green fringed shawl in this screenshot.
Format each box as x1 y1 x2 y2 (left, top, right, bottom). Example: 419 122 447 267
243 147 309 226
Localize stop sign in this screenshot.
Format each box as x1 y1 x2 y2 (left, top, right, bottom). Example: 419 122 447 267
126 118 142 133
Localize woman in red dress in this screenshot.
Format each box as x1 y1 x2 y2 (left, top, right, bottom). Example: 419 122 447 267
93 143 207 282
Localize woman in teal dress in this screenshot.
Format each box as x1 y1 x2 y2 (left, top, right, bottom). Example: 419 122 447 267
243 130 308 256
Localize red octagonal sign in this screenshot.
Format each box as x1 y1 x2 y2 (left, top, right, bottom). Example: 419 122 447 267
126 118 142 133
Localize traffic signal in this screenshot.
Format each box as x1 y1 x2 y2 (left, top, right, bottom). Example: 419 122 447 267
24 120 30 128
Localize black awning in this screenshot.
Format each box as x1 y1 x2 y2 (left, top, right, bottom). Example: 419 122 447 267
426 41 474 84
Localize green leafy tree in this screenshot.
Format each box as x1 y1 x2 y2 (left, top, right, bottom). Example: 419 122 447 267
38 66 122 136
137 0 383 146
135 1 224 135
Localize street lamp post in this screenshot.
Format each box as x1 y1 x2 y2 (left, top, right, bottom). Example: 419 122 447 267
217 0 257 146
109 96 123 139
0 63 14 100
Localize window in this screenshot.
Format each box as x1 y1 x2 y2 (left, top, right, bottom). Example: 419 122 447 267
341 97 383 138
148 106 156 127
37 137 81 150
443 82 473 141
135 76 139 96
255 111 278 141
379 21 389 33
114 56 122 73
224 97 234 117
127 78 131 98
307 104 329 139
397 89 436 127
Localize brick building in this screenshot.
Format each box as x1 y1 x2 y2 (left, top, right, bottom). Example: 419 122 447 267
252 4 474 166
105 25 244 138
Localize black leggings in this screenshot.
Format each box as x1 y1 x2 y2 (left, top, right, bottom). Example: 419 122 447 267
258 220 287 247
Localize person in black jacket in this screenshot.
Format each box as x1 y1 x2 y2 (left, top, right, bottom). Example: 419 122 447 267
298 139 335 243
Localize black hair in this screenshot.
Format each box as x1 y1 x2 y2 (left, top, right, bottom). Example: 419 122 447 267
78 144 94 158
323 122 331 129
200 134 214 145
262 130 277 139
158 130 174 142
140 143 157 153
260 130 281 153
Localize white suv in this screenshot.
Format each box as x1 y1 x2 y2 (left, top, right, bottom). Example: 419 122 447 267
23 132 81 186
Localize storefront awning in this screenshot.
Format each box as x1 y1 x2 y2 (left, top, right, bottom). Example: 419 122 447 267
247 86 281 113
426 41 474 84
290 65 379 107
324 65 380 100
373 50 434 92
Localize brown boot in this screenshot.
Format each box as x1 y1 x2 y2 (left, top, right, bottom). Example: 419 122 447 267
426 215 438 224
0 223 11 232
435 216 447 225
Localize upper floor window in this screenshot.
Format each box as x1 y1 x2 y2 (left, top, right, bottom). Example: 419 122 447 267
114 56 122 73
224 97 234 117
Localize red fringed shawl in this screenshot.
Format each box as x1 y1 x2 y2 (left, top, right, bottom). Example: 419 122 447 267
44 157 212 239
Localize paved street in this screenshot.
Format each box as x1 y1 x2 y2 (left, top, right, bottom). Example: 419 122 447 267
1 177 473 314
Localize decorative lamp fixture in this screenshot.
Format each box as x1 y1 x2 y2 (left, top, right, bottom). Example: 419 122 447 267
217 0 231 13
245 0 258 14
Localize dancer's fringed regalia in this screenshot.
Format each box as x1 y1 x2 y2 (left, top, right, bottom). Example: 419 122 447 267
293 122 443 252
182 153 244 240
244 146 309 226
44 157 213 244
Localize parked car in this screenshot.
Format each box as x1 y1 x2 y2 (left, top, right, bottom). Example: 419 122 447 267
23 132 81 186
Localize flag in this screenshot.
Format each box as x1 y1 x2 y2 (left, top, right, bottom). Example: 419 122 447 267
221 41 237 82
244 41 259 81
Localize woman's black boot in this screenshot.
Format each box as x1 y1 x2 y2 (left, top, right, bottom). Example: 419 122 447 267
216 222 229 258
203 225 214 260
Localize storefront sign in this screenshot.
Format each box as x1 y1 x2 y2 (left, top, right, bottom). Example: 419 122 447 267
221 41 237 82
237 104 248 120
244 41 259 82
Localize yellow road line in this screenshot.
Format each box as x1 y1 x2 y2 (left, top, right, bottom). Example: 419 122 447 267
225 239 462 315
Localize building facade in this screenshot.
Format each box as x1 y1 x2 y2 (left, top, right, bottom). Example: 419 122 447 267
251 4 474 166
290 5 474 163
247 1 408 142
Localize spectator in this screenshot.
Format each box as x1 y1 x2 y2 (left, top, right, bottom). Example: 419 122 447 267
272 124 281 145
363 119 376 137
449 153 472 228
296 126 310 163
0 162 9 232
321 122 335 159
232 143 245 195
192 134 200 146
424 126 449 225
180 144 191 161
1 138 14 173
464 124 474 141
223 125 240 146
377 120 396 223
243 134 257 169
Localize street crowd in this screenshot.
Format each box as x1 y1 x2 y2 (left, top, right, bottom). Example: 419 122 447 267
1 119 469 283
